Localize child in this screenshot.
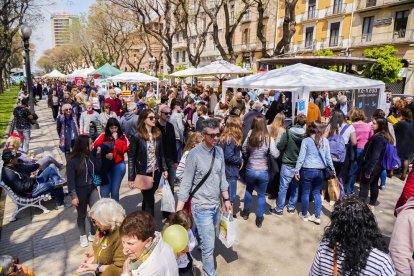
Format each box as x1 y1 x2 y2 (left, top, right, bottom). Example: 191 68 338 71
170 210 197 276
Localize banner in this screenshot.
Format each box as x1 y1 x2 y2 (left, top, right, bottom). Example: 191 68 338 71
356 88 380 119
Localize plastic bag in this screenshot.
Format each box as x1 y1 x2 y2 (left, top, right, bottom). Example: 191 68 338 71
328 177 340 201
161 180 175 213
218 213 239 248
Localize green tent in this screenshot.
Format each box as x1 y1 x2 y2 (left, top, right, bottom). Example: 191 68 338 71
89 63 123 78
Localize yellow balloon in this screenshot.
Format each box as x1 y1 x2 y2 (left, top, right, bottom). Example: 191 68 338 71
162 224 189 253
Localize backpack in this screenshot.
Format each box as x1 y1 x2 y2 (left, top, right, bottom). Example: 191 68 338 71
381 143 401 170
327 124 349 163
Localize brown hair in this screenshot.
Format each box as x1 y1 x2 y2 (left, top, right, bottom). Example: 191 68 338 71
269 113 286 139
221 115 242 146
120 211 155 241
294 113 307 126
103 102 111 110
90 89 97 98
136 109 160 141
349 108 367 122
170 210 192 230
248 115 270 148
183 131 203 152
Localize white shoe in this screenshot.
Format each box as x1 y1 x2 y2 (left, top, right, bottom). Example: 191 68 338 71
329 200 335 206
299 212 310 222
308 214 321 225
87 232 95 242
80 235 89 247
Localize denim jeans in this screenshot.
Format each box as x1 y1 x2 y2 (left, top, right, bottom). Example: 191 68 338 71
100 162 126 201
227 176 238 204
32 166 64 205
300 168 323 218
380 170 387 187
17 129 31 153
191 205 220 276
276 164 299 212
243 169 269 218
176 140 183 162
345 148 364 194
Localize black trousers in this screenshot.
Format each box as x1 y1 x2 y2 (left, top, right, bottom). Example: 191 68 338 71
75 185 99 236
359 169 381 205
52 105 59 120
141 170 162 217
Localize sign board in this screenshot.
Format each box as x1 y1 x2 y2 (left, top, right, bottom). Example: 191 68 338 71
297 99 306 113
373 18 392 26
74 77 84 86
356 88 380 119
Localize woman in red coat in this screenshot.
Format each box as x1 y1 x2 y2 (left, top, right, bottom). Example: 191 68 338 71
395 168 414 216
94 117 128 201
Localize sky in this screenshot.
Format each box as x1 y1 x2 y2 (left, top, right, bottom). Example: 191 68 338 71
31 0 96 65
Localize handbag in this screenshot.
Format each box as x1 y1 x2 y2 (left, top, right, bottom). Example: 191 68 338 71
134 140 156 190
328 177 340 201
183 148 216 216
267 146 279 180
313 138 335 180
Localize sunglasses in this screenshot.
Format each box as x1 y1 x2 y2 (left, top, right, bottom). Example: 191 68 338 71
91 218 97 225
147 116 156 120
64 108 72 111
162 112 172 116
205 132 220 139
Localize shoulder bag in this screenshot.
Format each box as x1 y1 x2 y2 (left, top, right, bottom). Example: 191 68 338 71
134 140 157 190
183 148 216 216
313 138 335 180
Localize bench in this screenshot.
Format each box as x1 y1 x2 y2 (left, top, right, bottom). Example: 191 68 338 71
0 181 51 222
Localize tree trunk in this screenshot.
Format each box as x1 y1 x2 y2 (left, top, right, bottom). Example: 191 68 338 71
274 0 298 56
257 1 269 58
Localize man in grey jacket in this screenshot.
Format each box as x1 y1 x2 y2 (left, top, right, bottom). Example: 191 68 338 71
120 102 139 138
177 118 231 276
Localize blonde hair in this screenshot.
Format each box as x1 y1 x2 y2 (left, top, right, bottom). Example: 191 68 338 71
89 198 126 231
183 132 204 152
269 113 286 139
6 136 21 150
221 115 242 146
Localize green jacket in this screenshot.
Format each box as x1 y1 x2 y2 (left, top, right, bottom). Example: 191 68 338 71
277 125 306 166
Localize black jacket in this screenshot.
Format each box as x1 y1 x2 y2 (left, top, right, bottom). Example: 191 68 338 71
156 121 178 164
362 133 388 176
127 133 168 181
1 163 40 197
67 149 102 199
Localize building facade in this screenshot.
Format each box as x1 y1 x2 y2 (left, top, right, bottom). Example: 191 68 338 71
51 13 79 47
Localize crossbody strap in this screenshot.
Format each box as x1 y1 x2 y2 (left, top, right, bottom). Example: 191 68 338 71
333 246 338 276
189 148 216 198
312 138 328 167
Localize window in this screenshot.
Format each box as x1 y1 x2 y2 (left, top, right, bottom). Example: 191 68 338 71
329 22 340 46
242 29 249 45
366 0 376 8
333 0 343 14
182 51 186 62
362 16 374 42
175 51 179 63
230 3 235 24
394 10 409 38
176 32 180 42
305 27 314 48
308 0 316 19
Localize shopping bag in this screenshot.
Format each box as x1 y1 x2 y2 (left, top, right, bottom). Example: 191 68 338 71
328 177 341 201
218 213 239 248
161 180 175 213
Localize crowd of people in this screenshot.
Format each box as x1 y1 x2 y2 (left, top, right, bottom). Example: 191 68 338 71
2 79 414 275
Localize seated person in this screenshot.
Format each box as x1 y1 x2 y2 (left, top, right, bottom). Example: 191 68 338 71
0 255 35 276
1 149 66 208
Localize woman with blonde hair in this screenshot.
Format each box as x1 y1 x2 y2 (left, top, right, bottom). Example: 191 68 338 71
99 102 118 129
89 89 101 113
220 115 243 213
241 115 279 227
176 132 204 183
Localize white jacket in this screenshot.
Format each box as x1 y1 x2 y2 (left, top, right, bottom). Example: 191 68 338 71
131 232 178 276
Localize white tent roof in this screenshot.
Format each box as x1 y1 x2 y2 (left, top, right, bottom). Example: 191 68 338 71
68 67 96 78
169 67 198 77
192 60 251 77
223 63 384 91
43 69 66 78
107 72 159 83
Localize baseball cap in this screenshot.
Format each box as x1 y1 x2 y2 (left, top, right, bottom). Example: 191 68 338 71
2 150 21 162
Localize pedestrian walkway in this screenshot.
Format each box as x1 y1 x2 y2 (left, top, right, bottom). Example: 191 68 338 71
0 98 405 275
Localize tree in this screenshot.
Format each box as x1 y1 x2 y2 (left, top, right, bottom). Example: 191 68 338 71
254 0 270 58
314 49 335 56
362 45 403 84
36 45 83 73
274 0 298 56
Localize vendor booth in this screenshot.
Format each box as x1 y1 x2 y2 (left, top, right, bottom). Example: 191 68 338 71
42 69 66 79
107 72 160 98
222 63 385 118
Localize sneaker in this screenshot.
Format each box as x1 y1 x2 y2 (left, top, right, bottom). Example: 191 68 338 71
329 200 335 206
368 204 375 212
308 214 321 225
80 235 88 247
269 208 283 216
255 216 264 228
379 185 386 190
299 212 310 222
54 178 67 187
87 232 95 242
287 208 296 214
240 209 250 220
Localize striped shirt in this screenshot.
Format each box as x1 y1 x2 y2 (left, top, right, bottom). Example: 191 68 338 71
310 241 396 276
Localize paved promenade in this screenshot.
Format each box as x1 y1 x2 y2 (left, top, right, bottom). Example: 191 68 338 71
0 98 405 275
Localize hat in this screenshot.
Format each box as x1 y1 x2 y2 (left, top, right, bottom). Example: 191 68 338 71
338 95 347 104
329 97 337 105
252 101 263 112
2 150 21 162
9 132 24 140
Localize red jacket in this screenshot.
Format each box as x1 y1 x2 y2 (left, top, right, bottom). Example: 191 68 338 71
395 169 414 216
105 97 123 117
93 133 129 164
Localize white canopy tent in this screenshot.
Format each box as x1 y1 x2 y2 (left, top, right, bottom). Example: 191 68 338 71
107 72 160 97
222 63 386 114
68 67 96 79
42 69 66 79
169 67 198 78
191 60 251 77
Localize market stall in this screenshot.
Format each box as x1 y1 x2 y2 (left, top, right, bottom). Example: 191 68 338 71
42 69 66 79
107 72 160 98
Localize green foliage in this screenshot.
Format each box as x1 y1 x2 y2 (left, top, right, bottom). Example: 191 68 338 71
157 72 163 79
236 61 243 68
94 53 106 68
362 45 403 84
174 64 186 72
0 86 19 145
314 49 336 56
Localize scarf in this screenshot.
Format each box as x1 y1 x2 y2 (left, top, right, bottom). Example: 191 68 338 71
128 234 160 271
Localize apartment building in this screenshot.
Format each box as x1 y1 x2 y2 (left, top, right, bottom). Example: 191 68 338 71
51 13 79 47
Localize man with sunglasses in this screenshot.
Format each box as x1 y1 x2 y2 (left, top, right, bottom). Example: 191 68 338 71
177 118 231 276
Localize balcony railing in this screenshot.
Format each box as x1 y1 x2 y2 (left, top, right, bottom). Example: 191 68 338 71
295 40 316 51
325 3 348 16
298 10 318 23
241 13 251 23
356 0 413 11
172 40 187 49
320 36 344 48
351 29 414 46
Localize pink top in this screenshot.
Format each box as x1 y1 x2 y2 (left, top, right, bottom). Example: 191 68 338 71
353 122 373 149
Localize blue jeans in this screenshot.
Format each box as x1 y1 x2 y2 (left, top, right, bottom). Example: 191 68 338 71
100 162 126 201
380 170 387 187
17 129 31 153
227 176 238 204
345 148 364 194
300 168 323 218
276 164 299 212
32 166 64 205
191 205 220 276
243 169 269 218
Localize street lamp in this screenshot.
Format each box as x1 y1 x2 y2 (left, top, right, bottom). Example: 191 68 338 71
20 22 39 129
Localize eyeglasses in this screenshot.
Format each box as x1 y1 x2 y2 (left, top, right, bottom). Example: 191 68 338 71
91 218 97 225
162 112 172 116
147 116 156 120
205 132 220 139
64 108 72 111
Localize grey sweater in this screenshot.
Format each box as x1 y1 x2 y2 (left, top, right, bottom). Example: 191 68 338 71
80 111 102 135
178 143 228 210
